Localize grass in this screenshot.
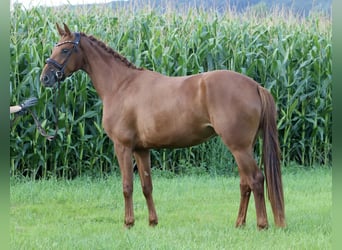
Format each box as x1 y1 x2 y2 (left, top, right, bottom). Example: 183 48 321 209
10 166 331 249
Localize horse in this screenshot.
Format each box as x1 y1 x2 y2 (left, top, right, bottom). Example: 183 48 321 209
40 23 285 229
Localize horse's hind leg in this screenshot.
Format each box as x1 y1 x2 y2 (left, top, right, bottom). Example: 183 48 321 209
133 149 158 226
235 176 251 227
233 149 268 229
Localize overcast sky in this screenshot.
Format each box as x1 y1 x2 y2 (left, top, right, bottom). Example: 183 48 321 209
11 0 119 9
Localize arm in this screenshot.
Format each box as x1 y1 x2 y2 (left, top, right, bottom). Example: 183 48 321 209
10 97 38 114
10 105 22 114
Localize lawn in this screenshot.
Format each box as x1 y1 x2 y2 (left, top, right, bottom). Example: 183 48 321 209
10 167 331 249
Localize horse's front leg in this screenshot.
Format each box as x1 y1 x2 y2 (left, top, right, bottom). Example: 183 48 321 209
134 149 158 226
114 143 134 228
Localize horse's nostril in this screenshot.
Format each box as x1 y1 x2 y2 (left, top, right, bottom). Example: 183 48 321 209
42 75 49 83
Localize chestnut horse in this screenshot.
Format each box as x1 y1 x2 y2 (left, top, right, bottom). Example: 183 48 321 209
40 23 285 229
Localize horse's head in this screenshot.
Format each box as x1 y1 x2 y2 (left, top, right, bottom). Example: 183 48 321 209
40 23 83 87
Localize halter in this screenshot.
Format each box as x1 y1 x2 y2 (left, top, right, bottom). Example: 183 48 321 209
46 32 81 81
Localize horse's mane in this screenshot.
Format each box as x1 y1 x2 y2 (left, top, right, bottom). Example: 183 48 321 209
81 32 143 70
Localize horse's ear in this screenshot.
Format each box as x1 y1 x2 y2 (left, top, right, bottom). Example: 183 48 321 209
56 23 65 37
63 23 72 36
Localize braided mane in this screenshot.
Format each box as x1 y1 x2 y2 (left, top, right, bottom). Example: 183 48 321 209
81 32 143 70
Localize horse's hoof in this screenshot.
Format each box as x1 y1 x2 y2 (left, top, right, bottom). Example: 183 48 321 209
124 220 134 229
149 220 158 227
235 218 246 228
257 223 268 230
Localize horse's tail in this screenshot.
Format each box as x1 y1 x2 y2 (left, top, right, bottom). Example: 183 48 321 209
257 86 286 227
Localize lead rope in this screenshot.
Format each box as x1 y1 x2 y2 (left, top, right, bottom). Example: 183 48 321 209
33 82 61 141
13 82 61 141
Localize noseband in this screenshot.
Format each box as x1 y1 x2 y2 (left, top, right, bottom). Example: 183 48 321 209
46 32 81 81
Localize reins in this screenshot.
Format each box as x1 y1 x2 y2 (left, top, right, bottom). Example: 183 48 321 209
11 83 60 141
31 82 60 141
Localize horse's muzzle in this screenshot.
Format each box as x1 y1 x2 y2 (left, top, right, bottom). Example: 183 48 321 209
40 68 63 87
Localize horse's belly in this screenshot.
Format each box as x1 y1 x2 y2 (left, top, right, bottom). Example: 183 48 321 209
137 123 216 149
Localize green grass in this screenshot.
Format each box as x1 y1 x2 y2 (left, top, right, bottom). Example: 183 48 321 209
10 167 331 249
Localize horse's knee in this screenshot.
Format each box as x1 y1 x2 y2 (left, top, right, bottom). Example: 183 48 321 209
123 184 133 198
142 184 152 197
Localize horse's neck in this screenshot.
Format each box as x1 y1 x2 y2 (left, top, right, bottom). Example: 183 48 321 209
81 36 140 100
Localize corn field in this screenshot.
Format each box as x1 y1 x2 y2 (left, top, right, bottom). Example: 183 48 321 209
10 4 332 178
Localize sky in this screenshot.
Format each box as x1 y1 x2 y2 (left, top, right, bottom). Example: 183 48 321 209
11 0 120 9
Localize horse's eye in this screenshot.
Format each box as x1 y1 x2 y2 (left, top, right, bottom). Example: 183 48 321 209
61 48 69 54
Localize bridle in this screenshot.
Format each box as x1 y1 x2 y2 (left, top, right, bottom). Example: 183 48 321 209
29 32 81 141
46 32 81 81
12 33 82 141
